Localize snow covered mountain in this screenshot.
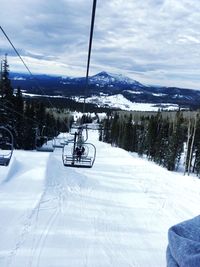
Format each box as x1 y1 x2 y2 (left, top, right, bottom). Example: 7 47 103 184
88 71 144 87
10 71 200 110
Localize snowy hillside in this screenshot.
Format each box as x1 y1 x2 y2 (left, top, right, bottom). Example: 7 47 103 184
1 130 200 267
74 94 179 111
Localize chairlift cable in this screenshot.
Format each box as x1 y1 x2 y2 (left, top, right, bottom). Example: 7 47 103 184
0 26 69 132
83 0 97 115
0 99 44 128
0 98 60 149
0 26 65 124
0 26 35 78
62 0 97 168
0 100 56 151
0 26 54 108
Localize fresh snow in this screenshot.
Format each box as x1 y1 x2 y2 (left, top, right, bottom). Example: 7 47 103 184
77 94 179 111
22 93 179 112
22 93 65 98
0 130 200 267
152 93 167 97
124 90 142 95
12 77 26 81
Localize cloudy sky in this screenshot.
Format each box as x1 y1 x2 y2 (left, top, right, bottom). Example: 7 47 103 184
1 0 200 89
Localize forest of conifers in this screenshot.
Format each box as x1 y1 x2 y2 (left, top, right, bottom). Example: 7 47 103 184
0 56 75 149
101 110 200 176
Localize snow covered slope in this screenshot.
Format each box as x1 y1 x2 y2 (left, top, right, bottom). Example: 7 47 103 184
75 94 179 111
0 130 200 267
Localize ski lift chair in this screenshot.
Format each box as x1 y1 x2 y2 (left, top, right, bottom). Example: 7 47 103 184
62 141 96 168
35 137 54 152
53 137 65 148
53 131 70 148
35 126 55 152
0 126 14 166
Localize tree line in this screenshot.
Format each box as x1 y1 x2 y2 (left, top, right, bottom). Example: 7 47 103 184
101 110 200 176
0 55 73 149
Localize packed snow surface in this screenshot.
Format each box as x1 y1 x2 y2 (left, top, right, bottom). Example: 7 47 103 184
0 130 200 267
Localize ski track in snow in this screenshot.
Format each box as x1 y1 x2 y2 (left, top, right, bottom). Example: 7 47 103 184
0 130 200 267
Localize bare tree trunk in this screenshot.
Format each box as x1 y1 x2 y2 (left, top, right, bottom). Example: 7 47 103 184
188 116 197 176
184 119 191 175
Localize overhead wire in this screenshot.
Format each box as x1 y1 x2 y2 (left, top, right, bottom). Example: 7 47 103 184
0 90 57 135
0 0 98 131
0 26 68 132
83 0 97 114
0 26 57 110
0 26 35 78
0 99 40 126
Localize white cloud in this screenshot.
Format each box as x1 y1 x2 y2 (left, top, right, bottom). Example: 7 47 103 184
1 0 200 89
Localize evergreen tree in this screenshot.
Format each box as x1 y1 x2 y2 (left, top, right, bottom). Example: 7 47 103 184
0 55 15 129
1 54 13 100
14 87 24 148
155 117 170 166
137 118 147 156
103 115 111 143
122 114 134 151
110 113 120 146
165 111 185 171
22 102 36 149
98 123 103 141
146 115 159 160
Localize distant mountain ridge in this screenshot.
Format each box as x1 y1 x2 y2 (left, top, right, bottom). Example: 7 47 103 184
89 71 144 87
10 71 200 110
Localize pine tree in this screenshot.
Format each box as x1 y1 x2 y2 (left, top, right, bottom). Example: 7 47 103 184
184 118 192 175
137 117 147 156
0 55 15 128
123 114 134 151
22 102 36 149
187 115 197 175
165 111 185 171
110 113 120 146
154 117 170 166
14 87 24 148
103 115 111 143
1 54 13 100
146 115 159 160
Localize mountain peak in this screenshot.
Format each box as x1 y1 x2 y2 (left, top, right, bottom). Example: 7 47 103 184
90 71 144 87
95 71 111 77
